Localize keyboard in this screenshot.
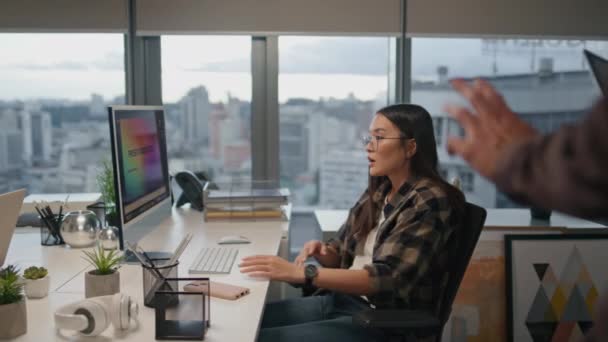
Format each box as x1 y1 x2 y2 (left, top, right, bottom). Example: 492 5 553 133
189 247 239 274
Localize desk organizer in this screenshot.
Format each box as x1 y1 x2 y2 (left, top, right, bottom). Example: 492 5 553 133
154 277 210 341
40 214 64 246
203 180 289 222
142 258 179 308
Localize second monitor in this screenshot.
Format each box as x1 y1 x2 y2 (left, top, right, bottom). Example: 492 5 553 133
108 105 172 258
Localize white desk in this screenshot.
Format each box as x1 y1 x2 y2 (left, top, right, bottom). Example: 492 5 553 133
5 207 290 342
315 208 608 240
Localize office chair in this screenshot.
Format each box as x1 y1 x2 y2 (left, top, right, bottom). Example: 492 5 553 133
352 202 487 342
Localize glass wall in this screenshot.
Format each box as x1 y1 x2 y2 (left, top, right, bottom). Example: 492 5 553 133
278 36 394 210
411 38 608 207
0 33 125 194
161 36 252 183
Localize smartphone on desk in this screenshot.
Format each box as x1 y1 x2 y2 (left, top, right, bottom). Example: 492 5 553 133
184 280 250 300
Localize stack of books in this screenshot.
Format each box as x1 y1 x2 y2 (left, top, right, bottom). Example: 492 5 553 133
203 187 290 221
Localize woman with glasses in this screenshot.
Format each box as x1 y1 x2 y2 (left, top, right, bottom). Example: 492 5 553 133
240 104 465 342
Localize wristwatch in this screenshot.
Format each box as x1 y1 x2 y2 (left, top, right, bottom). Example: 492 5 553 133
304 264 319 290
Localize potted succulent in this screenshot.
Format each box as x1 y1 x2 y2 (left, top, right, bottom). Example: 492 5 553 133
83 245 122 298
23 266 50 299
0 265 27 338
96 158 119 227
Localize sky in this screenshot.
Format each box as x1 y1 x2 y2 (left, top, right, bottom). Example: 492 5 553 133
0 33 606 103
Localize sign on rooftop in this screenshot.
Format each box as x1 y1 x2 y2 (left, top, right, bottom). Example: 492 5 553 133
482 39 608 58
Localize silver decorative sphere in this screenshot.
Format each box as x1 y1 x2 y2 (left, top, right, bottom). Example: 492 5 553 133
97 226 120 250
60 210 101 248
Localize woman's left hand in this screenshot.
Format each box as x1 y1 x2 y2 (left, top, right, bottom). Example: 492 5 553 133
239 255 305 284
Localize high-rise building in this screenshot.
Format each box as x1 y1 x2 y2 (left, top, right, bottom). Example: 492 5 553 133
180 86 211 145
319 116 358 152
280 104 321 178
90 93 105 118
30 111 53 164
19 110 32 165
0 130 23 172
319 149 368 209
19 110 53 165
0 109 23 172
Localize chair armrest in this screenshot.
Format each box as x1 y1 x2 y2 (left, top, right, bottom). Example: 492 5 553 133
353 309 441 330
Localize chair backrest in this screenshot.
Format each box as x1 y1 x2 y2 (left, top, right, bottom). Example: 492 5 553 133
437 202 487 324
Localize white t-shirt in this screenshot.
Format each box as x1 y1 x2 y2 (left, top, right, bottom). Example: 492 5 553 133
349 201 386 271
349 198 387 305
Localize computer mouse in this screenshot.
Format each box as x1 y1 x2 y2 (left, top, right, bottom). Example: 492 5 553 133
218 235 251 245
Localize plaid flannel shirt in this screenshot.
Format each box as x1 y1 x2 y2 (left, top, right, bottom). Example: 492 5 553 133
327 177 460 311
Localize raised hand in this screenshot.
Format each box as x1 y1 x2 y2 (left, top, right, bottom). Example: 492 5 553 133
445 78 539 181
294 240 328 267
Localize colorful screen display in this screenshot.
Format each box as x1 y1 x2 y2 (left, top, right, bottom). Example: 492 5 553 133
113 109 169 223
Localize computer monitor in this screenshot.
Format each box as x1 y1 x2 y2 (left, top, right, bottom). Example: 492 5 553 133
108 105 172 258
584 49 608 96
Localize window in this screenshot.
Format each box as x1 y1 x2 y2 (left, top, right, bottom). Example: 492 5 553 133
161 36 251 183
411 38 608 208
432 117 444 146
278 37 394 209
457 169 474 192
0 33 125 194
438 166 449 180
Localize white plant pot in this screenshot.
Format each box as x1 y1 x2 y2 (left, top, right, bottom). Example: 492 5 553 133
85 270 120 298
24 275 50 299
0 299 27 339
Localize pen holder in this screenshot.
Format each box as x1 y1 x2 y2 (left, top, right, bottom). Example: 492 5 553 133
155 277 210 340
143 258 179 308
40 214 65 246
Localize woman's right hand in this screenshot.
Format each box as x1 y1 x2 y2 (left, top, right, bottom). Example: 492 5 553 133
294 240 328 266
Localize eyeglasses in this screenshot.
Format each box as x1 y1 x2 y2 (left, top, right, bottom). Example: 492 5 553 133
361 135 412 151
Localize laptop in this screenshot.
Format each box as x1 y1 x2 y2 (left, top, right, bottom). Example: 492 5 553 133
584 49 608 96
0 189 26 266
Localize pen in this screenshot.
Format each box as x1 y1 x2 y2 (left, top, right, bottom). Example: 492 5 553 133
139 247 156 267
35 206 54 244
35 205 54 235
44 205 53 218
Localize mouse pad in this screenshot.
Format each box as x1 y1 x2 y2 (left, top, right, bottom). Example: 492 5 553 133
184 280 250 300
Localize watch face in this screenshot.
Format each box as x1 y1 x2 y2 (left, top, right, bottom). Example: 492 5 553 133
305 264 317 278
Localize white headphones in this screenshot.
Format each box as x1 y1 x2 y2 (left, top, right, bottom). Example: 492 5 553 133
54 293 139 336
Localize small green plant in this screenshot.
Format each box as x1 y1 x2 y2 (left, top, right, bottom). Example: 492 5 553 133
0 265 23 305
23 266 48 280
97 158 119 226
97 158 116 211
82 245 122 275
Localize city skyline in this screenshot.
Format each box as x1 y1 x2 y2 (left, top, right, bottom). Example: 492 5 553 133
1 35 606 210
0 65 601 210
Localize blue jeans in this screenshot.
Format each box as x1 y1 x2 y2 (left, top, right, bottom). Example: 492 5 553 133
257 292 386 342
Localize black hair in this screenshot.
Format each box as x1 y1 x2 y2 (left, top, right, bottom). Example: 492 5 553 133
352 104 465 239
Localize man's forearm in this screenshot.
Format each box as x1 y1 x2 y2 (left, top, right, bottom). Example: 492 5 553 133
495 97 608 219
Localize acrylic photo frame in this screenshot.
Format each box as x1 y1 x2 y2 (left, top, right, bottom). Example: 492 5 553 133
505 234 608 342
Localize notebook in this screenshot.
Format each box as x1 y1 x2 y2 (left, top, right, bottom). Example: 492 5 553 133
0 189 26 266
